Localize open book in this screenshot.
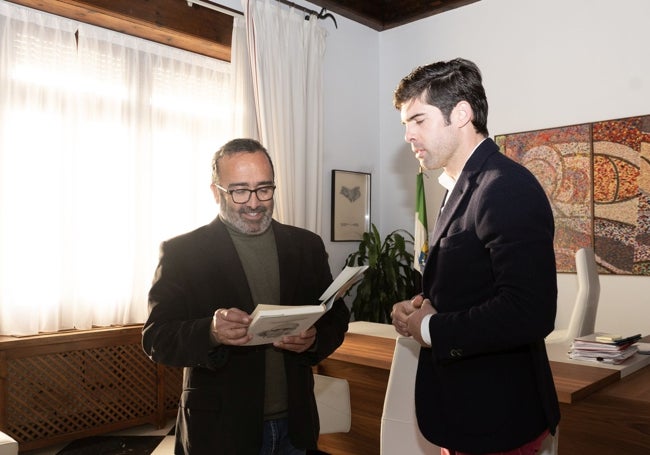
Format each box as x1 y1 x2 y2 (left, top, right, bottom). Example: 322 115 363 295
244 265 368 345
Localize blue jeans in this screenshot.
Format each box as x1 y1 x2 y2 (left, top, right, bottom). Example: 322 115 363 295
259 418 306 455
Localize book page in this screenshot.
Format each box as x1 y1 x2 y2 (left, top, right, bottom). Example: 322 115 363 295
319 265 368 310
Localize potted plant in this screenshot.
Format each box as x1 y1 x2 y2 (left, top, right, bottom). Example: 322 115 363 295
344 224 422 323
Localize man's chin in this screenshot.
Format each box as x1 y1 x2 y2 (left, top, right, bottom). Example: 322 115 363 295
221 210 272 235
240 218 272 235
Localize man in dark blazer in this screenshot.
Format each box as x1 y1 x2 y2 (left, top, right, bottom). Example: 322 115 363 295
390 59 560 454
142 138 349 455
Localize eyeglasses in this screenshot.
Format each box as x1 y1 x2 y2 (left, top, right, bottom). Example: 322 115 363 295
216 184 276 204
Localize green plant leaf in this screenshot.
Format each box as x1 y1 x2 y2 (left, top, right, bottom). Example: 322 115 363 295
343 224 420 323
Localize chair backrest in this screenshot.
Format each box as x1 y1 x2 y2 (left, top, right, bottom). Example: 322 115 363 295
566 247 600 338
538 428 559 455
545 247 601 344
313 374 351 434
380 336 439 454
0 431 18 455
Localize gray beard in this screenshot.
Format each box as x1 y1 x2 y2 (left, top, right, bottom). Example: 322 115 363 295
220 205 273 235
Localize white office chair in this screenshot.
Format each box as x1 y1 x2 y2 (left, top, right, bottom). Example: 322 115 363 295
538 428 559 455
0 431 18 455
380 336 439 454
313 374 351 434
546 247 600 344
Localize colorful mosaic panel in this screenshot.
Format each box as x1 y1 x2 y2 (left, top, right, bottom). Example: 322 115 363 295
497 125 593 272
593 116 650 274
496 115 650 275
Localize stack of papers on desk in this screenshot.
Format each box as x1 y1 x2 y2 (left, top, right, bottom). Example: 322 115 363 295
569 332 642 364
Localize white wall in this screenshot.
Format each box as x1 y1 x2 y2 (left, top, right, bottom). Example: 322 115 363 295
378 0 650 336
217 0 379 273
318 11 380 273
218 0 650 336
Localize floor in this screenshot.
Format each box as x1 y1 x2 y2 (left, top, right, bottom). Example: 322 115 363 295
21 419 176 455
19 420 332 455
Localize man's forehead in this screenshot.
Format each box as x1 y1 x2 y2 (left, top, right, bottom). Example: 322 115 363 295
222 150 266 164
221 152 272 174
400 97 427 122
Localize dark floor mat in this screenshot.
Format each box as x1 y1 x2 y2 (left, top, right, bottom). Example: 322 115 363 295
56 436 164 455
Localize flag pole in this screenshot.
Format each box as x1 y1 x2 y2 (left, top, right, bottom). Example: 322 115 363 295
414 167 429 272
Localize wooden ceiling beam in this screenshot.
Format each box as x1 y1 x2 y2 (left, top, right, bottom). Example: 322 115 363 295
6 0 234 62
308 0 481 31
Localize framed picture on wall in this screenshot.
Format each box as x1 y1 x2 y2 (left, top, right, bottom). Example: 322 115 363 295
331 170 371 241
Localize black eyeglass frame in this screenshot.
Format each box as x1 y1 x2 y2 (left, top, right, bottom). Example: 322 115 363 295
215 184 276 204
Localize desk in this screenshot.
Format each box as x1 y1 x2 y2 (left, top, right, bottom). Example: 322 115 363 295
316 324 650 455
557 344 650 454
315 329 396 454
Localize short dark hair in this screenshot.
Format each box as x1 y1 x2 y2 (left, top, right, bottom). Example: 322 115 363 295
211 138 275 184
393 58 489 137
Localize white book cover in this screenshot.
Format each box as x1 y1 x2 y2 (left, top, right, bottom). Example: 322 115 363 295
245 303 326 346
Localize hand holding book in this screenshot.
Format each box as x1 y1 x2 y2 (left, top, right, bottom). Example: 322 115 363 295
244 265 368 346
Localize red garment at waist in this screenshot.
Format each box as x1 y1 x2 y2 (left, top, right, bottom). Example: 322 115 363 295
441 429 551 455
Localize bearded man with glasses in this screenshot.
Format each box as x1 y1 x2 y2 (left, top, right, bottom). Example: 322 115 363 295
143 138 349 455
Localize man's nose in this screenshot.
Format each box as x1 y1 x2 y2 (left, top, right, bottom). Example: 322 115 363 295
404 125 415 143
247 191 262 207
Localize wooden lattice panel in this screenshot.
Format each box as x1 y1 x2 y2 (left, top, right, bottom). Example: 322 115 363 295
0 326 181 452
6 343 157 445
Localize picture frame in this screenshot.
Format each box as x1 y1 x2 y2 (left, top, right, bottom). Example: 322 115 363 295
331 170 371 242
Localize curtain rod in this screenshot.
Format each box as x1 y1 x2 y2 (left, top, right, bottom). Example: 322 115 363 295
186 1 242 17
186 0 337 28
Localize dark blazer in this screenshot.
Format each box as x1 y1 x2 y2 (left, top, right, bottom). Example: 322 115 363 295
142 217 349 455
416 138 561 453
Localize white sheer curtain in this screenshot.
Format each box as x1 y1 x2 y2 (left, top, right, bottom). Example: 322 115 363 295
241 0 326 233
231 16 258 140
0 3 233 335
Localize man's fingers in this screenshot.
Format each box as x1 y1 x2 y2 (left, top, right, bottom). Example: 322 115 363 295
215 307 251 324
411 294 424 308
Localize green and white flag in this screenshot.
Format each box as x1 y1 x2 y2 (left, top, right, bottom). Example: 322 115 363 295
414 169 429 272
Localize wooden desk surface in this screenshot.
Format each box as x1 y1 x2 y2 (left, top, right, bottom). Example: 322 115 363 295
328 333 395 370
549 361 619 403
328 330 622 404
558 355 650 454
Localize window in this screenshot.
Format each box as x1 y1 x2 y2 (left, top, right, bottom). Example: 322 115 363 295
0 3 233 335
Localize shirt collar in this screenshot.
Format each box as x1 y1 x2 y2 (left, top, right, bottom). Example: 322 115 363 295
437 171 456 192
437 137 488 192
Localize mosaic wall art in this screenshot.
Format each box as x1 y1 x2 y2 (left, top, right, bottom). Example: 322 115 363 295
496 115 650 274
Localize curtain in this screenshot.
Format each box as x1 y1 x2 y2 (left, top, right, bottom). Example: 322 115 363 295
231 16 258 140
241 0 326 233
0 3 233 335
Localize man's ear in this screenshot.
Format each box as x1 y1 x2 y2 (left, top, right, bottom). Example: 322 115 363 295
210 183 220 203
453 101 473 128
